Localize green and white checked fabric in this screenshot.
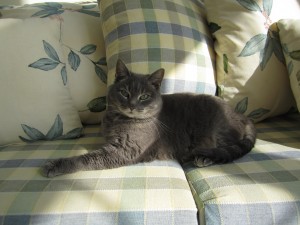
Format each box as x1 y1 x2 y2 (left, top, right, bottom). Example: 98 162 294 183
100 0 216 95
0 125 198 225
184 113 300 225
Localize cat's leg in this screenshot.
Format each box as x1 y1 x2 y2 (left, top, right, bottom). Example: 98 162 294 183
41 144 133 178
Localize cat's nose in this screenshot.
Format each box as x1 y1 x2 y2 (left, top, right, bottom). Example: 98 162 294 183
129 100 137 111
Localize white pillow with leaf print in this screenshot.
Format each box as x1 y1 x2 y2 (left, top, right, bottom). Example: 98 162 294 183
0 18 82 146
278 19 300 112
0 2 107 125
204 0 299 122
58 2 107 125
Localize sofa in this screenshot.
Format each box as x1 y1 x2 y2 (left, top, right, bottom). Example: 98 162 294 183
0 0 299 225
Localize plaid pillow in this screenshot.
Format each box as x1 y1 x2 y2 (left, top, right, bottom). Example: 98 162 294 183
100 0 216 95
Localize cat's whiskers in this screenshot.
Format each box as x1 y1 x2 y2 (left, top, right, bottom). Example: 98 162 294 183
147 120 161 139
142 117 172 140
153 118 172 134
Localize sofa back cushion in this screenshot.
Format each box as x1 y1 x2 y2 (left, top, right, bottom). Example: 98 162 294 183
100 0 216 95
278 19 300 113
0 18 82 146
1 2 107 124
204 0 300 122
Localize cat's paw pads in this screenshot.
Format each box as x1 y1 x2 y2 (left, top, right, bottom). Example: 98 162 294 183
41 160 62 178
194 157 214 167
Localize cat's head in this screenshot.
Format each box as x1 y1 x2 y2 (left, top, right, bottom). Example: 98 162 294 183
107 59 165 119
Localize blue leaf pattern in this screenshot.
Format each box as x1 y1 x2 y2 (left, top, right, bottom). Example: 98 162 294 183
236 0 281 72
236 0 261 11
43 40 60 62
32 2 99 18
20 124 45 140
80 44 97 55
61 66 67 85
68 50 81 71
28 58 59 71
263 0 273 16
239 34 267 57
19 114 82 142
27 2 107 113
46 114 63 140
235 97 248 114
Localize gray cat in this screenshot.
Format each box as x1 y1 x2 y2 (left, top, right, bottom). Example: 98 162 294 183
42 59 256 177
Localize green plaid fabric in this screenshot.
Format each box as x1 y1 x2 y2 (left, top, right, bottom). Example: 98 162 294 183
100 0 216 95
184 113 300 225
0 125 198 225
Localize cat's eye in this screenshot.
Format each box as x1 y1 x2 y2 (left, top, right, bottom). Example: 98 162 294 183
139 94 150 101
120 89 129 98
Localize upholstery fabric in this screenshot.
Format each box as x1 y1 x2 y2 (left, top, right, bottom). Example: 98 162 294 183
100 0 216 95
0 125 198 225
0 17 82 146
204 0 300 121
0 2 108 124
278 19 300 112
184 113 300 225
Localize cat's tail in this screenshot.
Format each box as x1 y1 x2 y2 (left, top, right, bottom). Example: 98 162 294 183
192 121 256 165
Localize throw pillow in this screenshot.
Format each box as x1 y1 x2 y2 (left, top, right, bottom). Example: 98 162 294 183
0 18 82 146
204 0 300 122
278 19 300 112
100 0 216 95
0 2 108 124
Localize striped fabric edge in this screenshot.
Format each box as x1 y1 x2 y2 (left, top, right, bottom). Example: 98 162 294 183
184 139 300 199
103 21 213 48
255 113 300 148
0 210 198 225
203 201 300 225
184 140 300 225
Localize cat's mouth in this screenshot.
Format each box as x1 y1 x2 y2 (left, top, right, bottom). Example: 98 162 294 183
119 107 149 119
123 109 144 119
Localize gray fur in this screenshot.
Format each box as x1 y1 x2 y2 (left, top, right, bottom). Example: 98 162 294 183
42 59 256 178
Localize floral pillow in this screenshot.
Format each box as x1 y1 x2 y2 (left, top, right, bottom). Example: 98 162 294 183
100 0 216 95
278 19 300 112
1 2 107 124
0 18 82 146
204 0 300 122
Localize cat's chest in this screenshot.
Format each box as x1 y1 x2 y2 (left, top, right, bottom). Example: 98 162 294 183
104 117 159 141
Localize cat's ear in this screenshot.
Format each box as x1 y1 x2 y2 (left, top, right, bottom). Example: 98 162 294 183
148 68 164 90
115 59 130 83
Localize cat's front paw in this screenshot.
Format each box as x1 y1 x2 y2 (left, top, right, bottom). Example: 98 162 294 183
41 159 64 178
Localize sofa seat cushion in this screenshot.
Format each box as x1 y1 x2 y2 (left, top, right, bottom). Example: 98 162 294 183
0 125 198 225
184 113 300 225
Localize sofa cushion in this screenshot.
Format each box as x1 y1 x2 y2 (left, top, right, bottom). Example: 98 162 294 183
204 0 300 122
0 125 198 225
0 2 107 124
277 19 300 112
0 17 82 146
100 0 216 95
184 113 300 225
